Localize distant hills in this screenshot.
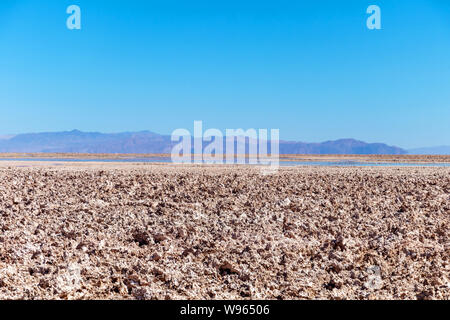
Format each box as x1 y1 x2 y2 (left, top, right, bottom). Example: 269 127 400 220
408 146 450 155
279 139 406 155
0 130 173 153
0 130 410 155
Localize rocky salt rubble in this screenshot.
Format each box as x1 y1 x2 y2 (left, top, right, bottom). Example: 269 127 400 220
0 164 448 300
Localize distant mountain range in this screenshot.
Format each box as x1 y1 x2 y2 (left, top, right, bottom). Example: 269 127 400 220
279 139 406 155
408 146 450 155
0 130 410 155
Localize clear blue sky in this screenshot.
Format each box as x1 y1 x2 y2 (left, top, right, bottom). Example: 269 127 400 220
0 0 449 148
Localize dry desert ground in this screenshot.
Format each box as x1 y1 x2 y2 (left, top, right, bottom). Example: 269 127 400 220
0 161 449 300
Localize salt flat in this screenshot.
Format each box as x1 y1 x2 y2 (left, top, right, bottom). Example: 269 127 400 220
0 162 448 299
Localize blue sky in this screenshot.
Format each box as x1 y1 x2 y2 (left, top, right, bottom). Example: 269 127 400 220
0 0 449 148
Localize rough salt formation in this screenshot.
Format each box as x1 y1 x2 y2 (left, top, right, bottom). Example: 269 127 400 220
0 163 448 300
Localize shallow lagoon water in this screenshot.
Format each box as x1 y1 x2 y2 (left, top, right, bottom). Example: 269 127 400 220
1 158 449 167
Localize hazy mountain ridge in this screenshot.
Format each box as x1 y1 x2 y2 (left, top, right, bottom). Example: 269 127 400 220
0 130 407 155
408 146 450 155
278 139 405 155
